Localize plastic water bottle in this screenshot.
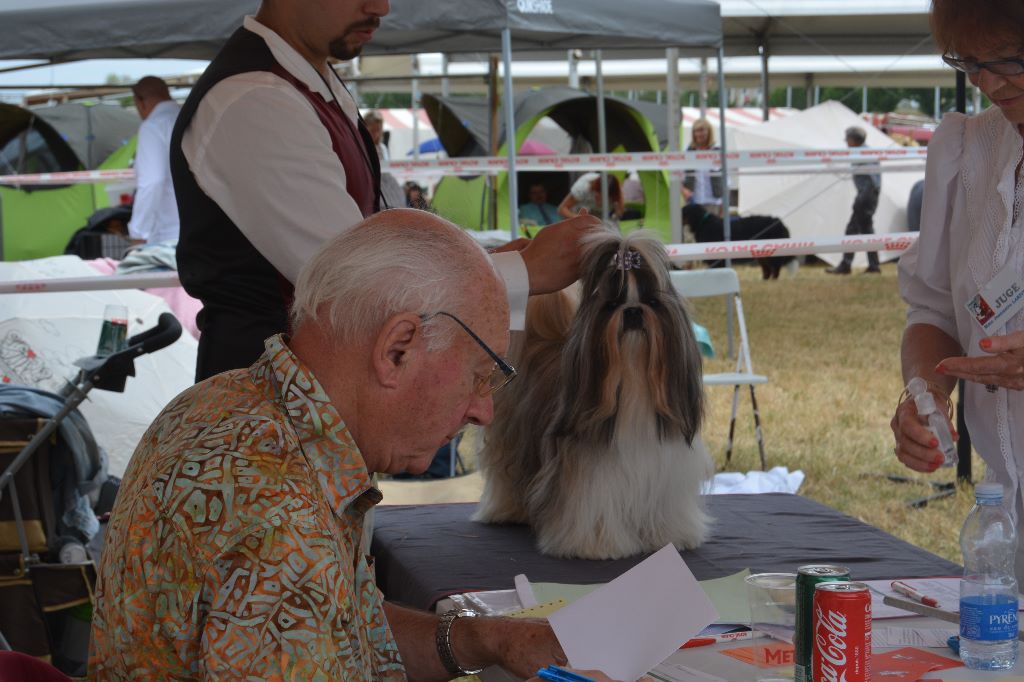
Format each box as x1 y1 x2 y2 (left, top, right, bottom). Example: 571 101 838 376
907 377 957 467
959 482 1019 670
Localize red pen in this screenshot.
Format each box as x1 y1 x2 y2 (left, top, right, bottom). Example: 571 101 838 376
891 580 940 608
681 629 767 649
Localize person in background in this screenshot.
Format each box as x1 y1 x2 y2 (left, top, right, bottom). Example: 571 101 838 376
682 118 723 216
171 0 599 382
405 181 431 211
127 76 181 245
826 126 882 275
92 210 601 680
621 171 645 221
891 0 1024 587
519 182 560 227
558 172 624 222
364 108 406 209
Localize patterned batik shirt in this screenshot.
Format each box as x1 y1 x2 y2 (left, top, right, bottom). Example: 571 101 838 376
90 334 405 680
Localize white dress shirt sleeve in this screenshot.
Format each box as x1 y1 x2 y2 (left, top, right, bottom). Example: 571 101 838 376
490 251 529 330
127 118 167 242
181 73 365 284
897 113 965 341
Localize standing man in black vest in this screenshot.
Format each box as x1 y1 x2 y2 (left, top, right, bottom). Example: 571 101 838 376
172 0 598 381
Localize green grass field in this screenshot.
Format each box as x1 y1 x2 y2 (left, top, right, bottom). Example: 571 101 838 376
690 261 976 566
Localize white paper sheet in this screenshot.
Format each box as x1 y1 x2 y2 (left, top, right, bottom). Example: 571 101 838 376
649 662 728 682
871 626 957 649
548 544 719 681
864 578 961 619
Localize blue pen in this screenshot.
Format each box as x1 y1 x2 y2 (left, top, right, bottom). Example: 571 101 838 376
947 635 960 655
536 665 596 682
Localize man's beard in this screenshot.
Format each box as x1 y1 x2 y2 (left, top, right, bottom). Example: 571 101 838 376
329 38 362 61
329 19 380 61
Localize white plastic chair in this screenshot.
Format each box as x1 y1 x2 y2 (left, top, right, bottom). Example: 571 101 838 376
671 268 768 469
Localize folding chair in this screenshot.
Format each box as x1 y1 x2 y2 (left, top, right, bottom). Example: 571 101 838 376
671 268 768 469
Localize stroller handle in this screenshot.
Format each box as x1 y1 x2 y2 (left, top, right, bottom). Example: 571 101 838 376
127 312 182 356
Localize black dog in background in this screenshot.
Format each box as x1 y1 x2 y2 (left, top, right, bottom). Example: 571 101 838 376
682 204 795 280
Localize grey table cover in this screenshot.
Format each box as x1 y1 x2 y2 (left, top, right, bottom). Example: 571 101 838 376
371 494 960 610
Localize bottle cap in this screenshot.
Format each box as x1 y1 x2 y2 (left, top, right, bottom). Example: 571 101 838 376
907 377 927 396
975 482 1004 501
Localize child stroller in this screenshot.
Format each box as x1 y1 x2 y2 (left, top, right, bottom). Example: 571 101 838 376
0 313 181 677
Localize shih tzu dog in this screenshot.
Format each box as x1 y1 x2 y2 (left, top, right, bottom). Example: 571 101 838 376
473 228 713 560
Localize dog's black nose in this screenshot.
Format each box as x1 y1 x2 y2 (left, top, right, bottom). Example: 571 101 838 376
623 306 644 330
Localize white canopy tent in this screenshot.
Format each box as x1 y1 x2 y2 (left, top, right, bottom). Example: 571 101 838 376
733 101 923 267
0 256 197 476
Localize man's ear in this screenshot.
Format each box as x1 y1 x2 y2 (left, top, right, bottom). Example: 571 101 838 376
372 313 422 389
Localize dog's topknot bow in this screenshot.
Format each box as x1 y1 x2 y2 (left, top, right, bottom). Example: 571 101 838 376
612 249 643 271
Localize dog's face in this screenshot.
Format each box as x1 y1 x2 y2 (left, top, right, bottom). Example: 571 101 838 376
555 229 705 447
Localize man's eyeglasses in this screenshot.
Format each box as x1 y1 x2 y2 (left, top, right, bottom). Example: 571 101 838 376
942 54 1024 77
420 311 517 396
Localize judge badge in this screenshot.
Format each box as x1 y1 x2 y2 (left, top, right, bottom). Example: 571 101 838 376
966 261 1024 334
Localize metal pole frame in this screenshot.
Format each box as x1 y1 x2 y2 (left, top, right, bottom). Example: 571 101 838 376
667 48 682 243
716 45 735 355
502 28 520 239
596 49 609 224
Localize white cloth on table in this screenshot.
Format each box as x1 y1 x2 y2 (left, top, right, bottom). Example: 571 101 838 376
128 100 181 244
181 15 529 327
898 105 1024 583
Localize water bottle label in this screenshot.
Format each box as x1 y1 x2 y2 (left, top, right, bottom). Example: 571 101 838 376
960 598 1019 641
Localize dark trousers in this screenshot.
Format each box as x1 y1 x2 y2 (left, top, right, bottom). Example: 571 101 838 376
840 187 880 268
194 305 288 382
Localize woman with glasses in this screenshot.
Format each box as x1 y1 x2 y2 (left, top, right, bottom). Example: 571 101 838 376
892 0 1024 582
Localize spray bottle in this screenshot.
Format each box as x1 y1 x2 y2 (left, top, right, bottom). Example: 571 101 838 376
907 377 957 467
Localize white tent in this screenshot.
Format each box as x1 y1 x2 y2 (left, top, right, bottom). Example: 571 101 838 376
0 256 197 476
733 101 923 267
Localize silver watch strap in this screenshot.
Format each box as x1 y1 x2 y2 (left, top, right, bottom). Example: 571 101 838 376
436 608 484 675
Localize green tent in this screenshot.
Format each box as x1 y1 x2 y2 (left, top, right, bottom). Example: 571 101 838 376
425 88 674 241
0 102 138 261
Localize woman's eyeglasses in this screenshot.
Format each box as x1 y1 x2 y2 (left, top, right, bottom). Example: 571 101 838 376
942 54 1024 77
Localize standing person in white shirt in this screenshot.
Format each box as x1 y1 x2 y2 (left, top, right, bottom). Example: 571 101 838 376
127 77 181 245
171 0 598 382
892 0 1024 585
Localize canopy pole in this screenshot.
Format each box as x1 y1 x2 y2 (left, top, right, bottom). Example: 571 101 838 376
488 56 499 230
502 28 519 240
441 54 450 98
699 57 709 117
596 49 609 224
667 48 682 243
411 55 420 161
716 45 735 356
758 41 770 122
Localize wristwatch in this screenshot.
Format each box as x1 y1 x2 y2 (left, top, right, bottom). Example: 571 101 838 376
436 608 484 676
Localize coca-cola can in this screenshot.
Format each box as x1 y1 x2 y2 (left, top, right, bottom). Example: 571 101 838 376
812 581 871 682
794 564 851 682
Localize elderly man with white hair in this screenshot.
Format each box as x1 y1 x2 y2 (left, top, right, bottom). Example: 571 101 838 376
90 209 598 680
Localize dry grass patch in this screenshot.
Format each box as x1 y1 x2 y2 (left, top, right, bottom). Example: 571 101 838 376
689 262 977 565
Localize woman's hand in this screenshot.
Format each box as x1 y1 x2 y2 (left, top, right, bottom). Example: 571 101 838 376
935 331 1024 390
890 391 956 473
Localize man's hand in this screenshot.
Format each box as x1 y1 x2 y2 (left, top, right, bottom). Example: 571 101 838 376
490 237 531 254
520 211 603 295
453 617 567 679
